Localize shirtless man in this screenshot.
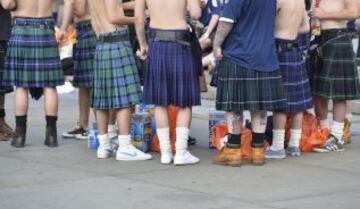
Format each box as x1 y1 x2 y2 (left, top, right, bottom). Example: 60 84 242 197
87 0 151 161
1 0 64 148
311 0 360 152
135 0 201 165
265 0 313 159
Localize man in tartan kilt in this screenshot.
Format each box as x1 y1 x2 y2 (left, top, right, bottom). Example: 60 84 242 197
0 4 14 141
212 0 287 167
87 0 151 161
135 0 202 165
311 0 360 152
265 0 313 159
1 0 64 148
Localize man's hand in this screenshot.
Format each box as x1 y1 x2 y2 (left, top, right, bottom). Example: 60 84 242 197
199 34 211 49
136 45 148 60
214 47 223 61
57 30 68 46
312 7 327 19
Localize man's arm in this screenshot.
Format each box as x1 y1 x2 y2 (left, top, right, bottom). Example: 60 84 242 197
1 0 16 10
123 1 135 11
203 14 220 38
105 0 134 25
134 0 147 60
213 21 233 60
313 0 358 20
60 0 75 31
187 0 201 21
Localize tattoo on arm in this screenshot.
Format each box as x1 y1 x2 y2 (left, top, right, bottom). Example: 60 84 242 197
213 21 233 49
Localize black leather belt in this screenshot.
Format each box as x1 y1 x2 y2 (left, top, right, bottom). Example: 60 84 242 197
148 30 191 46
277 42 299 53
98 34 129 43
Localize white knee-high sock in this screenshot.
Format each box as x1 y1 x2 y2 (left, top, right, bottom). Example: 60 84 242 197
157 127 170 152
176 127 189 155
118 135 131 148
320 118 330 129
289 129 302 147
271 129 285 150
98 134 110 149
331 121 344 142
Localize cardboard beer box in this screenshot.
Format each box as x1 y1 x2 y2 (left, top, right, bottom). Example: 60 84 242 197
209 110 227 148
131 113 153 152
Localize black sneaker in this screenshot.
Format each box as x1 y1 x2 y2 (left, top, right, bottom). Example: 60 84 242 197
62 126 86 139
75 130 89 140
313 136 345 153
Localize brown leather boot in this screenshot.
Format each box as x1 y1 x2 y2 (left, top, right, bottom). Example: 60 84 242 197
44 126 58 147
0 118 14 137
213 146 242 167
343 119 351 144
251 145 265 166
11 126 26 148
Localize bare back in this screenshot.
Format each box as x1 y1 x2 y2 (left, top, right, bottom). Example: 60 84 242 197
74 0 91 21
320 0 348 29
146 0 188 29
87 0 127 35
275 0 306 40
12 0 56 18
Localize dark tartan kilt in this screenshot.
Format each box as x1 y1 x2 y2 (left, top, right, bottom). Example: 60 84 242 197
143 40 201 107
73 20 97 88
313 32 360 100
216 59 287 112
91 30 141 110
276 39 313 113
0 41 13 94
2 17 64 88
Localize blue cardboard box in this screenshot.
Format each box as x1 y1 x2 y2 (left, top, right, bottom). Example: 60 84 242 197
131 113 153 152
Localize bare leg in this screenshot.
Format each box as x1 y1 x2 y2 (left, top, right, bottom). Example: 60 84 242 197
273 112 287 130
115 108 132 135
333 100 346 123
15 87 29 116
176 107 192 128
314 96 328 120
96 109 109 135
78 87 90 129
43 87 58 116
155 106 169 129
251 111 267 133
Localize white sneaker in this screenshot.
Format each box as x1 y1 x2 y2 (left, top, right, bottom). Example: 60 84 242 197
116 144 152 161
160 150 173 164
174 151 200 166
97 146 113 159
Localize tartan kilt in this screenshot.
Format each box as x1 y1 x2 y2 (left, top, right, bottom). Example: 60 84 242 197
0 41 13 94
2 17 64 88
91 30 141 109
73 20 96 88
143 38 201 107
313 31 360 100
276 39 313 113
216 59 287 112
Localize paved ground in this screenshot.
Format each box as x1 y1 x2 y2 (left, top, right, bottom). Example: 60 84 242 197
1 92 360 209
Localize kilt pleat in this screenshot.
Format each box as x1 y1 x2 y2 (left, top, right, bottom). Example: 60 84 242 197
2 17 64 88
91 30 141 109
143 35 201 107
73 20 96 88
216 59 287 112
276 39 313 113
313 30 360 100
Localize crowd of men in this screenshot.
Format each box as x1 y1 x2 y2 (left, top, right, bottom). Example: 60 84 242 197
0 0 359 167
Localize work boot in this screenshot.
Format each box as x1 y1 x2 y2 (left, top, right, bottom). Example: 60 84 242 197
11 126 26 148
213 144 242 167
343 119 351 144
251 143 265 166
45 126 58 147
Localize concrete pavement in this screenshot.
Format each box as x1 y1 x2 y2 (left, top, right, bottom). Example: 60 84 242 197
0 92 360 209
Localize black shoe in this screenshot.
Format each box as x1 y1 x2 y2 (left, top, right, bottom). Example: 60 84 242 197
11 126 26 148
45 126 58 147
188 136 197 146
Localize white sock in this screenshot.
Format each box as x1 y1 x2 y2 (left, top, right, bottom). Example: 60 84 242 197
98 134 110 149
118 135 131 148
320 119 329 129
157 127 170 152
346 113 352 122
176 127 189 155
330 121 344 141
289 129 302 147
108 124 117 139
271 129 285 150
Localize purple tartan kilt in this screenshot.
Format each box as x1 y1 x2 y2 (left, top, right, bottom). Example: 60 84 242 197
276 39 313 113
143 41 201 107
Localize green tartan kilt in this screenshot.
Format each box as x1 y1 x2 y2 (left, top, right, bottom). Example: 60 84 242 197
91 30 141 109
216 59 287 112
313 33 360 100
